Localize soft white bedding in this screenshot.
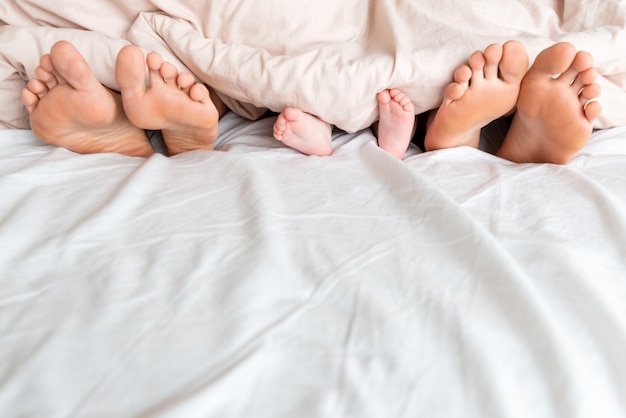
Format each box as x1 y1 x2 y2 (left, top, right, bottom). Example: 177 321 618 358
2 117 626 417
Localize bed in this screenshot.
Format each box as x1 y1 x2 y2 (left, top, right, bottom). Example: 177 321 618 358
2 1 626 417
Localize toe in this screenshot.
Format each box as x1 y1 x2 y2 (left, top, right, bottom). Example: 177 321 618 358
189 83 210 103
469 51 487 81
37 53 65 88
531 42 577 78
35 65 59 90
146 52 163 72
283 107 303 122
443 82 465 103
145 52 168 88
581 83 601 100
377 90 392 105
21 88 40 113
176 72 195 93
554 50 593 86
570 51 594 73
397 94 411 107
572 68 599 92
116 45 148 97
37 54 63 88
483 43 503 79
273 116 287 138
159 61 179 85
453 65 472 88
583 100 602 123
389 89 404 103
27 79 49 99
49 41 97 91
499 40 528 84
39 54 54 72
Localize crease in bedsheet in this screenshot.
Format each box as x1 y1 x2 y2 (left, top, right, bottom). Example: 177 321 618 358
360 143 534 272
331 284 388 418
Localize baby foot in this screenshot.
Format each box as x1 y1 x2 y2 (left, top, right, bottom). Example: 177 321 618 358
115 45 220 155
375 88 416 159
272 108 333 156
497 42 602 164
424 40 529 150
21 41 153 157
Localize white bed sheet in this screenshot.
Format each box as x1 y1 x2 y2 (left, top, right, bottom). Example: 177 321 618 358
1 114 626 418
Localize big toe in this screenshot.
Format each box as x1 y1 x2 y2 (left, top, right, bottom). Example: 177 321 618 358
49 41 99 91
500 40 529 83
530 42 578 77
115 45 147 97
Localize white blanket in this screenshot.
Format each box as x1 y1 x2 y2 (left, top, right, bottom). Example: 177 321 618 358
3 3 626 416
1 0 626 131
1 118 626 417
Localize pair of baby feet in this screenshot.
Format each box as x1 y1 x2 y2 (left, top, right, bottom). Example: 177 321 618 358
272 88 415 159
273 41 602 164
21 41 220 156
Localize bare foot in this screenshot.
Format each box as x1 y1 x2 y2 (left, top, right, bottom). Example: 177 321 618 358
20 41 153 157
497 42 602 164
424 40 529 151
375 89 416 159
115 45 220 156
272 108 333 156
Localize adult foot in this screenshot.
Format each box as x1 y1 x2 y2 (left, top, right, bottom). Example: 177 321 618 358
272 108 333 156
375 89 416 159
115 45 220 155
21 41 153 157
497 42 602 164
424 40 529 151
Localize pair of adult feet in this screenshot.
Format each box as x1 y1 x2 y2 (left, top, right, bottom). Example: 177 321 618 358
427 40 601 164
273 41 602 164
21 41 220 157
